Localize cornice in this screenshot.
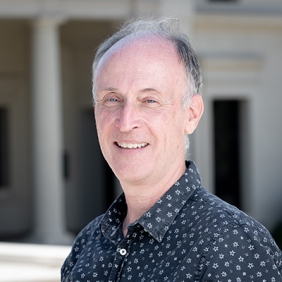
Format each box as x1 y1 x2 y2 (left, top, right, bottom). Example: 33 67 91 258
195 13 282 31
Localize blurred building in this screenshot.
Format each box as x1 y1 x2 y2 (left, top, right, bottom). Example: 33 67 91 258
0 0 282 244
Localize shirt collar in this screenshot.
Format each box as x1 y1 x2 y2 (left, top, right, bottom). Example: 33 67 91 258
98 160 202 243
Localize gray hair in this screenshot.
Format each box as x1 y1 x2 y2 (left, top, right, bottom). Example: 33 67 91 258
92 17 203 107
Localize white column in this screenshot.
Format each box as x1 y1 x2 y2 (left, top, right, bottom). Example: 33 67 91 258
31 17 72 244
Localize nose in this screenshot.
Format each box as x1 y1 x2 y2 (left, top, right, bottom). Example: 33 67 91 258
115 102 140 132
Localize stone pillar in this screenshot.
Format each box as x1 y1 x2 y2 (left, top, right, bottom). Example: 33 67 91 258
31 17 72 244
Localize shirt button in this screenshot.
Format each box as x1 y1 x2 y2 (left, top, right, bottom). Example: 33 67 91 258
119 248 127 256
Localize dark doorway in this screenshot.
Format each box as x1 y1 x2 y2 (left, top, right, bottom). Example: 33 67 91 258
66 110 115 234
0 108 8 188
213 100 241 209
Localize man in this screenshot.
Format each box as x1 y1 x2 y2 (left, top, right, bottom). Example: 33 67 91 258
61 18 282 282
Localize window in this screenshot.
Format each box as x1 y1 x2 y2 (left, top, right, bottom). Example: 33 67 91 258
0 108 8 188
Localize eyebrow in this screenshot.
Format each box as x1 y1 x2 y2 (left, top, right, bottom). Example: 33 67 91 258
100 87 119 92
99 87 159 93
139 88 159 93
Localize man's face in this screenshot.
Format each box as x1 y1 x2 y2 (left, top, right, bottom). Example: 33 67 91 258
94 36 192 187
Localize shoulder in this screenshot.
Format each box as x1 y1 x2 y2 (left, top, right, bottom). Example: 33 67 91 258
189 188 282 280
199 221 282 281
61 214 104 281
185 187 280 251
72 214 104 248
192 187 266 231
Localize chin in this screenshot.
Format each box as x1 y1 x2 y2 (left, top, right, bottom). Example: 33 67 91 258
114 167 150 185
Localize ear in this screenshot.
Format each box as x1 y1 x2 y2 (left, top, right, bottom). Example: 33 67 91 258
184 94 204 134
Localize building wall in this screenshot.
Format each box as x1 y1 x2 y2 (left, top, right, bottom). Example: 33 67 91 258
193 13 282 230
0 0 281 242
0 20 32 237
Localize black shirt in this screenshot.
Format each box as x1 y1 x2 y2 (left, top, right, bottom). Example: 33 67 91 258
61 161 282 282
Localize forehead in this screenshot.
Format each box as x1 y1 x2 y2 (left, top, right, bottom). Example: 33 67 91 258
94 35 188 99
96 34 185 76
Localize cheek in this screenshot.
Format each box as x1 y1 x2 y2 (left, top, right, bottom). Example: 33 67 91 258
161 106 184 126
148 108 183 134
166 113 187 143
95 117 111 150
95 108 115 131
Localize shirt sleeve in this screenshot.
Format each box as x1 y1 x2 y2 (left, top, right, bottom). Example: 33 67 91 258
200 225 282 282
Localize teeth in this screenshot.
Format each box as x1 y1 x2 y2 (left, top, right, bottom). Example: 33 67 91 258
117 142 148 149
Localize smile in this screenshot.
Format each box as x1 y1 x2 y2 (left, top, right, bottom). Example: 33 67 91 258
116 142 148 149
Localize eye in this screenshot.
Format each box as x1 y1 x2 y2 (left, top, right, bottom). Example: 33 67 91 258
96 93 123 109
108 97 119 102
141 97 160 107
146 99 156 103
141 97 158 104
104 94 122 104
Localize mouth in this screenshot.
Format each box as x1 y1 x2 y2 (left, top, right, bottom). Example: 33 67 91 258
115 142 149 149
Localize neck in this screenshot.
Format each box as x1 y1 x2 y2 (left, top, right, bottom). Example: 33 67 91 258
121 162 186 236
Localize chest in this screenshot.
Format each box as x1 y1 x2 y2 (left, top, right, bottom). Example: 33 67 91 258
65 226 208 282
